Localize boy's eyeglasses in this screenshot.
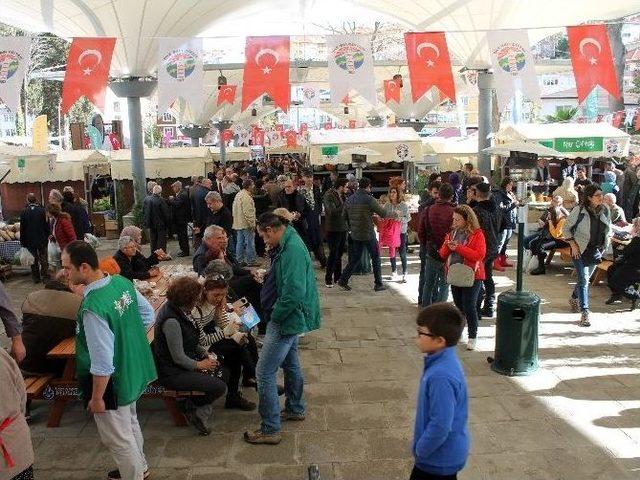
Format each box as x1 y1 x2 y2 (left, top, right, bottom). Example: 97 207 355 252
417 331 438 338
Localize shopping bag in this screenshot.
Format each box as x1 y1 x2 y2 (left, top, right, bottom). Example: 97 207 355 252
83 233 100 248
240 305 261 330
526 254 539 274
48 239 61 266
19 247 35 267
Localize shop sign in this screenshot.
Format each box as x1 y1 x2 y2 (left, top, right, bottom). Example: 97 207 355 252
553 137 603 153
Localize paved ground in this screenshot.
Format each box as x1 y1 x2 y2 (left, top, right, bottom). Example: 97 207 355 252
3 239 640 479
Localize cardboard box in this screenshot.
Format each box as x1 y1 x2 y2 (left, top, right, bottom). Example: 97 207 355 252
105 220 118 240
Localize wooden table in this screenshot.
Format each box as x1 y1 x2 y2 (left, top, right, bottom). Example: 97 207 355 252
44 267 176 427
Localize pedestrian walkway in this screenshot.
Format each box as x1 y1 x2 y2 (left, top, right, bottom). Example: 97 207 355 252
2 241 640 479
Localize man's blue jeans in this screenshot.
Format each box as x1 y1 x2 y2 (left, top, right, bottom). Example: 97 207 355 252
421 255 449 307
572 257 597 311
256 321 305 434
235 228 257 264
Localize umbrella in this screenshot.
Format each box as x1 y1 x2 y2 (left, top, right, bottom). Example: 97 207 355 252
483 141 564 157
338 145 382 157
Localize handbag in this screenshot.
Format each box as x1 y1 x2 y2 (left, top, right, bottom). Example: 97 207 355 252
446 262 476 287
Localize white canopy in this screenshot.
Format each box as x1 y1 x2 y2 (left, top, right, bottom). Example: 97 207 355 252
421 134 480 170
309 127 422 165
110 147 211 180
208 147 251 163
0 145 109 183
495 123 631 158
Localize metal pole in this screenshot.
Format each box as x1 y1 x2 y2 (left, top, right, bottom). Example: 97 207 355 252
477 71 494 178
516 221 524 292
127 95 147 206
220 136 227 167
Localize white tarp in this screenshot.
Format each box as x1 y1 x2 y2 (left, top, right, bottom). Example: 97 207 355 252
110 147 211 180
495 123 631 158
208 146 251 163
1 145 109 183
422 135 479 171
309 127 422 165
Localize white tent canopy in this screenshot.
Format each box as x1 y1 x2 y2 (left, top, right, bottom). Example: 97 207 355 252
309 127 421 165
422 134 480 170
0 145 109 183
495 123 631 158
110 147 211 180
208 147 251 163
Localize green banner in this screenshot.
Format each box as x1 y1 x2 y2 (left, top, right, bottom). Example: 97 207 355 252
321 145 338 156
539 140 553 148
553 137 603 153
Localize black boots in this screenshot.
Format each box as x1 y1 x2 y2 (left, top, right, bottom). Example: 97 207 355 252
481 296 495 317
30 265 41 283
530 253 546 275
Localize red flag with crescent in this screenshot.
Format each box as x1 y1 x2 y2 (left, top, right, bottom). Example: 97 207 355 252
242 36 290 112
384 79 401 103
286 130 297 147
221 129 233 142
217 84 237 106
404 32 455 102
252 128 265 146
349 120 357 129
62 37 116 114
567 24 621 103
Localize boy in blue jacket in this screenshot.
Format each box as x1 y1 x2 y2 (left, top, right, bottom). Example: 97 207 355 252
412 303 470 480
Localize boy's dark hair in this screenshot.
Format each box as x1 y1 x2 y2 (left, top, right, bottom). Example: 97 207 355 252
335 178 349 189
428 180 442 191
416 303 465 346
359 177 371 189
438 182 454 201
257 212 287 230
475 182 491 198
64 240 99 270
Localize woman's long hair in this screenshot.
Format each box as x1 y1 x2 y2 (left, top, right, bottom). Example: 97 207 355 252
453 204 481 233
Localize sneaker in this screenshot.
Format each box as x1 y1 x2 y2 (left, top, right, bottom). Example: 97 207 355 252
605 294 623 305
325 282 334 288
569 297 580 313
225 394 256 411
480 306 495 318
578 311 591 327
390 271 399 281
374 284 387 292
108 469 150 479
337 281 352 291
243 429 282 445
466 338 477 350
401 274 407 284
280 410 306 421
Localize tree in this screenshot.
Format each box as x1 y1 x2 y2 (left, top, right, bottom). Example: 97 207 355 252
311 20 405 60
555 37 570 59
543 107 579 123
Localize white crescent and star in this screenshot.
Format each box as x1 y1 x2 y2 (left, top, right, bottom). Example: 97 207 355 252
387 80 397 89
578 37 602 66
78 49 103 76
255 48 279 75
416 42 440 67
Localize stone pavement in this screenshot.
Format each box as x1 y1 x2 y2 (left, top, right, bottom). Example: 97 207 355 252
3 240 640 479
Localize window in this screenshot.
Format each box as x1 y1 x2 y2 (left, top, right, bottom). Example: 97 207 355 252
162 113 174 122
113 101 120 113
163 127 174 138
3 114 12 122
543 78 559 86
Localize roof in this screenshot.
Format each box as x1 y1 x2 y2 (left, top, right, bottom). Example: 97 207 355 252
109 147 212 162
308 127 421 145
496 122 631 141
543 88 578 99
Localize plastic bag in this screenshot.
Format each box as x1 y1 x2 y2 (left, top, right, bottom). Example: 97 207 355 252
19 247 34 267
84 233 100 248
526 254 539 274
48 239 61 267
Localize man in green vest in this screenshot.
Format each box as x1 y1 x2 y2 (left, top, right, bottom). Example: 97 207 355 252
244 212 321 445
61 241 157 480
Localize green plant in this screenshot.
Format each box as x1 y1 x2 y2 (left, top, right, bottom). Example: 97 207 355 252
543 107 579 123
132 202 145 228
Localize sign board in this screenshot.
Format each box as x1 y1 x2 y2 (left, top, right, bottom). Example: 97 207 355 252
321 145 338 156
553 137 603 153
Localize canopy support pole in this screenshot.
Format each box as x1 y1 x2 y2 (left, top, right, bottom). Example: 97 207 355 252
477 70 494 178
179 125 210 147
215 120 233 167
110 79 157 207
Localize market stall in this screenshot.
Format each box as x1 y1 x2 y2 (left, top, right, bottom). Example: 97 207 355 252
421 134 479 172
308 127 422 194
208 146 251 163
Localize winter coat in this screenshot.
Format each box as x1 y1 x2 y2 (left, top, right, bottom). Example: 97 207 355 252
232 189 257 230
343 188 388 241
52 215 77 251
146 194 171 230
472 199 501 259
322 188 348 232
494 188 517 230
190 185 210 229
418 200 455 260
170 188 191 225
62 200 91 238
19 203 49 250
439 228 487 281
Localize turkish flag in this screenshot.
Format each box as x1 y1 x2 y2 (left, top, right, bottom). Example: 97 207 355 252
252 129 265 146
217 84 237 106
567 24 621 103
286 130 297 147
221 129 233 142
384 79 401 103
405 32 455 102
242 36 290 112
62 37 116 113
349 120 357 129
612 111 624 128
324 122 333 130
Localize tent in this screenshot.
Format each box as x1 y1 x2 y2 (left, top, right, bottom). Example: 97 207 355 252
309 127 422 165
495 123 631 159
208 146 251 163
110 147 212 180
0 145 109 183
421 134 479 171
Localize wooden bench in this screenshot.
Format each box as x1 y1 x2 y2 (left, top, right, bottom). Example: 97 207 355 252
591 259 613 286
545 247 572 266
143 382 204 427
25 375 53 399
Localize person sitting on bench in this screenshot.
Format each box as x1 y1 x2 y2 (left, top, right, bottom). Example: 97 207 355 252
529 196 570 275
606 217 640 311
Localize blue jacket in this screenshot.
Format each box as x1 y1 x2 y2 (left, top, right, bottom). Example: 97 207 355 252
413 347 469 475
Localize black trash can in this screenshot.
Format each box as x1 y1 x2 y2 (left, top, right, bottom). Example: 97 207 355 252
491 290 540 376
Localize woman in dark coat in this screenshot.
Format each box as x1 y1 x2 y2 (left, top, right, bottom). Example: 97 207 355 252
113 236 160 280
606 217 640 310
493 176 518 271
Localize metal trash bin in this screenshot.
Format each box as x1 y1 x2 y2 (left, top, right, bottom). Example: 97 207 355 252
491 290 540 376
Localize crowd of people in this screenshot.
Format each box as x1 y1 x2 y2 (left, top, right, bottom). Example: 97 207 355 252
5 152 640 480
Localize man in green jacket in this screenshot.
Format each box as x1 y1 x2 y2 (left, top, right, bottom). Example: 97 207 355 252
244 213 320 445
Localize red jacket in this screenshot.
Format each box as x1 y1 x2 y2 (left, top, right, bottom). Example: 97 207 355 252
53 216 77 251
439 228 486 281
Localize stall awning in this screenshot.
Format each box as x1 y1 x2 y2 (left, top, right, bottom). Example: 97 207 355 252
421 134 480 171
309 127 422 166
495 123 630 159
208 146 251 163
1 144 109 183
110 147 212 180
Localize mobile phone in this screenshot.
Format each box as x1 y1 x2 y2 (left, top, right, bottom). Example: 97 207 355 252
232 297 250 310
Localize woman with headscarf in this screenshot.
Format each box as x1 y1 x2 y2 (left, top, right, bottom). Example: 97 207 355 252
605 217 640 311
552 177 579 212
